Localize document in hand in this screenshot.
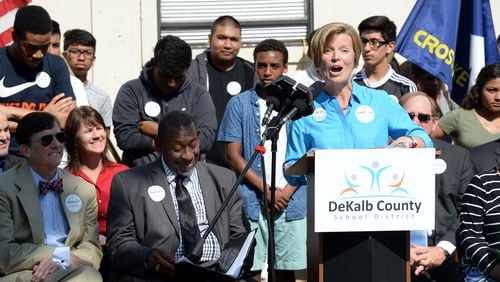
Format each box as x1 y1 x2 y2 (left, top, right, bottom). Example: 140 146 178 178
175 229 256 282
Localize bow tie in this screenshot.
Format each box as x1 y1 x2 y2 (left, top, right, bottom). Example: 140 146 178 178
39 178 64 195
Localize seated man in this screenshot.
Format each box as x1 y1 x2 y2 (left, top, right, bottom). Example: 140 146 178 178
113 35 216 167
0 110 10 173
107 111 250 281
399 92 474 281
0 112 102 281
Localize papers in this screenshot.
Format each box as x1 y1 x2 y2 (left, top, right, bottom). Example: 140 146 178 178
175 229 256 281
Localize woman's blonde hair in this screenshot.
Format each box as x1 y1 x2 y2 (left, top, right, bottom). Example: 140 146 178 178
310 22 362 69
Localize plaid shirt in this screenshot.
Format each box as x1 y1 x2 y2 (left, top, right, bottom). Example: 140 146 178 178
162 159 221 262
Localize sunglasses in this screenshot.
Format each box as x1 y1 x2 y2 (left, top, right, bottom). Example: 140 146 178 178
408 112 432 123
37 132 66 147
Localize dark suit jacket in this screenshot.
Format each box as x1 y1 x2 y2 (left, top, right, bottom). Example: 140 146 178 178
431 138 474 246
106 159 249 281
469 138 500 174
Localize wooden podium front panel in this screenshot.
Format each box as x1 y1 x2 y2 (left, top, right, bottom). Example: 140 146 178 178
307 174 410 282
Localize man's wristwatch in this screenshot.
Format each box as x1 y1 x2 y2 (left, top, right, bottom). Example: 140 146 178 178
441 247 451 259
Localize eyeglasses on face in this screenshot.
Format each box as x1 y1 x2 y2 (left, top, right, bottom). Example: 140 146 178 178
408 112 432 123
37 132 66 147
360 37 389 49
66 48 95 58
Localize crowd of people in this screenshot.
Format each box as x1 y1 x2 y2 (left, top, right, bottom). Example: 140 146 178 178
0 4 499 282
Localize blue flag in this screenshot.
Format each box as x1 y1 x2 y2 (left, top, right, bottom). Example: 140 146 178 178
395 0 500 104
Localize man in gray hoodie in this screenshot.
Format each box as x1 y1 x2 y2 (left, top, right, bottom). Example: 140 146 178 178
113 35 217 167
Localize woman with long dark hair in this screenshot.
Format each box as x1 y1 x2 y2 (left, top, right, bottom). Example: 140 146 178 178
432 63 500 148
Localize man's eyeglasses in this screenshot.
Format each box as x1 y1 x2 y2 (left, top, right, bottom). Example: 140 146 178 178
66 48 95 58
360 38 389 49
408 112 433 123
37 132 66 147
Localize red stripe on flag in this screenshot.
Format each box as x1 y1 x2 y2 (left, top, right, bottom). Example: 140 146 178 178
0 0 31 17
0 26 14 47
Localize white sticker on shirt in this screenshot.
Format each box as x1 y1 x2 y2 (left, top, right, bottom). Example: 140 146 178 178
389 95 399 103
226 81 242 96
65 194 82 213
434 159 447 174
355 105 375 123
144 101 161 117
148 185 166 202
312 108 327 122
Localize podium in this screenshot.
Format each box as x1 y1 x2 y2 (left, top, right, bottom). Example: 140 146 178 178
285 149 435 282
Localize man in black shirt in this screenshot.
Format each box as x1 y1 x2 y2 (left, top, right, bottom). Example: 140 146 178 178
188 15 256 167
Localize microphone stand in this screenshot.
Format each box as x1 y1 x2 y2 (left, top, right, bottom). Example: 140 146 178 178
189 114 286 282
263 120 280 282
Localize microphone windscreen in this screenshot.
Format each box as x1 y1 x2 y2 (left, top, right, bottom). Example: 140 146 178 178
309 81 325 99
291 99 308 120
266 96 280 107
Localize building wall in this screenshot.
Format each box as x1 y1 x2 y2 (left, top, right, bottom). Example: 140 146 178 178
31 0 158 101
32 0 499 103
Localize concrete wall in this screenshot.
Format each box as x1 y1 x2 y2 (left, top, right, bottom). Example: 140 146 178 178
31 0 500 102
31 0 158 100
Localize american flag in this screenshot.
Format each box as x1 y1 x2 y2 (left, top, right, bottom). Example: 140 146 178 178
0 0 32 47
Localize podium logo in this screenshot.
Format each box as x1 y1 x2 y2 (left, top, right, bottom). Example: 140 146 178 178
338 160 411 197
327 159 423 214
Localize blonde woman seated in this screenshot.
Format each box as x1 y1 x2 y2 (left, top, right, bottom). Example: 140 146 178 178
65 106 128 245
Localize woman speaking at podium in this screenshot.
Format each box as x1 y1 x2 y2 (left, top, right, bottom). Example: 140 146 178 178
284 22 432 186
283 22 433 282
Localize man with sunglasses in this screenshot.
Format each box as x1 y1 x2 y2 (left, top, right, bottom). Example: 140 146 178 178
0 6 76 162
400 92 474 281
0 112 102 281
353 16 417 99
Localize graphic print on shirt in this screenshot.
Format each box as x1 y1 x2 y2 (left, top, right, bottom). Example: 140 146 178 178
0 71 51 98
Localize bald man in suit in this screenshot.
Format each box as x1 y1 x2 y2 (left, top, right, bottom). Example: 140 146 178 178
400 92 474 281
0 112 102 281
107 110 250 281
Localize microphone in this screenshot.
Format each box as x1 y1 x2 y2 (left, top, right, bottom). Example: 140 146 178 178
309 81 325 99
275 98 309 129
262 96 280 126
263 76 296 126
294 82 315 118
263 76 315 128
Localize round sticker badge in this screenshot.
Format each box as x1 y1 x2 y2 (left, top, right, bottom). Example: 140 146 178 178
434 159 447 174
389 95 399 104
65 194 83 213
355 105 375 123
36 72 51 88
312 108 327 122
144 101 161 117
148 185 166 202
226 81 242 96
